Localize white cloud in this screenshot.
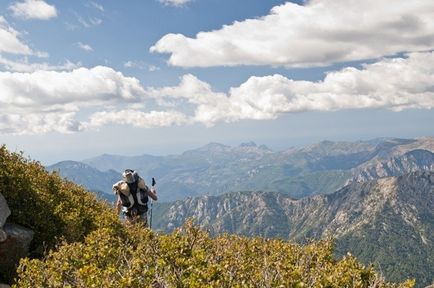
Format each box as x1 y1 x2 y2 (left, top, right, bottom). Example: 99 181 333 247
124 60 145 69
0 65 191 135
76 14 102 28
0 16 33 55
158 0 192 7
150 52 434 126
0 66 146 114
151 0 434 68
2 52 433 135
123 61 134 68
85 110 190 129
148 73 229 108
148 65 160 72
9 0 57 20
124 61 160 72
226 52 434 118
89 18 102 26
0 112 80 135
77 42 94 52
89 2 104 12
0 56 80 72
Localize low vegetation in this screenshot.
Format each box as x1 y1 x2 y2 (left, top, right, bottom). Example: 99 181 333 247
0 146 415 287
0 145 123 252
16 222 414 288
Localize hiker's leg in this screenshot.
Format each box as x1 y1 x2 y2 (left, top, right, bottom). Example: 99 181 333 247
139 213 148 228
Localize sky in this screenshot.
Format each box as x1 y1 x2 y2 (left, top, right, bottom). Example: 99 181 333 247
0 0 433 165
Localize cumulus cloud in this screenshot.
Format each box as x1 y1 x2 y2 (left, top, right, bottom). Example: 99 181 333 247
9 0 57 20
2 52 433 135
0 66 146 113
150 52 434 125
158 0 192 7
151 0 434 67
148 74 232 124
0 66 150 134
0 112 80 135
0 16 33 55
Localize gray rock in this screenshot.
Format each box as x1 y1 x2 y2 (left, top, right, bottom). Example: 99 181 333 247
0 223 34 284
0 230 7 243
1 223 34 252
0 193 11 228
0 284 10 288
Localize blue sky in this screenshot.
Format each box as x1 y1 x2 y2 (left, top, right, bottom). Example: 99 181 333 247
0 0 433 164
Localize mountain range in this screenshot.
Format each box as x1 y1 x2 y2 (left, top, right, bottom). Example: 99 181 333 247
47 161 119 202
152 171 434 286
45 137 434 286
48 137 434 202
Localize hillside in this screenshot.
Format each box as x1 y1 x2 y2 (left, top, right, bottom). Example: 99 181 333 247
0 145 123 284
350 149 434 182
51 137 434 201
47 160 119 197
152 171 434 286
0 145 413 287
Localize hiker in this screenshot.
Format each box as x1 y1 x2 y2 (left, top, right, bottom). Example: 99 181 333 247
113 169 157 227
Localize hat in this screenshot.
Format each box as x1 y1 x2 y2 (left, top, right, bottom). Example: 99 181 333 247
122 169 139 184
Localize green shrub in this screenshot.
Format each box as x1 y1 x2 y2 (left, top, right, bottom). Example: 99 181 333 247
0 145 123 252
15 221 415 288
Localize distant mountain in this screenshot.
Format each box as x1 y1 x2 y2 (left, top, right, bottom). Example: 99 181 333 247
351 148 434 182
83 153 163 173
76 138 434 201
152 171 434 287
47 161 119 200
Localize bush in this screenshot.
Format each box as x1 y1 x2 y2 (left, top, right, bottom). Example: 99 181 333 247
15 221 414 288
0 145 123 252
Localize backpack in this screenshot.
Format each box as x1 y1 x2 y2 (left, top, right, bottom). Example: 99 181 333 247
114 172 149 215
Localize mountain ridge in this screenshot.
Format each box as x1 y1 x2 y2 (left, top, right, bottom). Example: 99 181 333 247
47 160 119 197
152 171 434 286
50 137 434 201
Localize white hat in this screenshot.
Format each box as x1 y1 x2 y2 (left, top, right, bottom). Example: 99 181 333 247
122 169 139 184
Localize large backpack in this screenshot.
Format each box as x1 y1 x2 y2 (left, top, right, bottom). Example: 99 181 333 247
114 171 149 215
118 181 149 214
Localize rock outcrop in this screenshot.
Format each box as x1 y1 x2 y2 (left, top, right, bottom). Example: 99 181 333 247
350 149 434 182
0 193 34 285
0 194 10 242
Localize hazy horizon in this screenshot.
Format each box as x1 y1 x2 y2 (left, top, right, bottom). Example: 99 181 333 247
6 128 433 166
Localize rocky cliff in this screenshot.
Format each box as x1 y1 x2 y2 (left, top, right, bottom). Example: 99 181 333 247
153 171 434 286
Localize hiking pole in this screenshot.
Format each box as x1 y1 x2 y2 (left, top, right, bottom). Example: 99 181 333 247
149 177 156 229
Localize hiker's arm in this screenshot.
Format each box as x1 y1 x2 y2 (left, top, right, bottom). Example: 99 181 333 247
148 187 157 201
115 195 122 214
112 183 122 214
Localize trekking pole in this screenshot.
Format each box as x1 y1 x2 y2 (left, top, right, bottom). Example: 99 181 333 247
149 177 156 229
